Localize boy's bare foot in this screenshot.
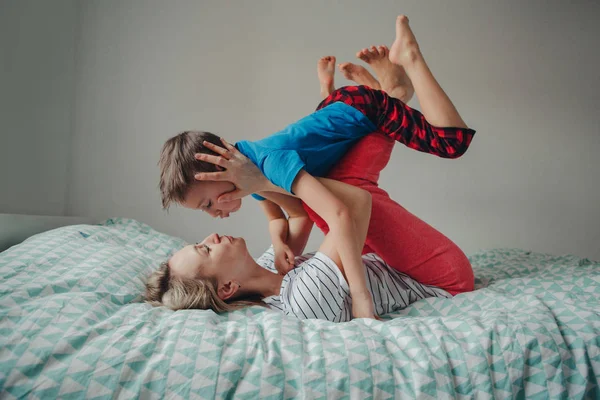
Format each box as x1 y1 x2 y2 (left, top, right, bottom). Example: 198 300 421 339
338 62 381 89
317 56 336 98
357 45 414 103
389 15 421 68
389 15 468 128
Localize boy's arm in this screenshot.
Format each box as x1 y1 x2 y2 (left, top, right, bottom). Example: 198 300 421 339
259 199 295 274
194 139 298 201
291 170 376 320
258 191 314 256
260 199 288 248
287 215 313 257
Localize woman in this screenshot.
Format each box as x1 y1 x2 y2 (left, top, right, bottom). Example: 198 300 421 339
145 176 451 322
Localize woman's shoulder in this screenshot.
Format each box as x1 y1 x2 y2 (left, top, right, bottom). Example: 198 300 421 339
255 246 317 270
280 252 351 321
256 246 349 294
285 252 350 295
255 246 278 273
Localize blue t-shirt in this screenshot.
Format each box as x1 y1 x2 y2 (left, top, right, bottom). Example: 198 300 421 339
235 102 376 200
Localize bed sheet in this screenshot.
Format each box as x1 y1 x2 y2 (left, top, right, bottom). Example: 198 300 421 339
1 218 599 399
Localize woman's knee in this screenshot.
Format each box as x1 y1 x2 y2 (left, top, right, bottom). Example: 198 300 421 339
442 249 474 295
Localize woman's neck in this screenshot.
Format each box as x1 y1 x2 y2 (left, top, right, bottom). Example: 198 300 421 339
240 262 284 299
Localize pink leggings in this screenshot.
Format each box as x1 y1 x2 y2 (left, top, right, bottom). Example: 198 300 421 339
303 133 474 295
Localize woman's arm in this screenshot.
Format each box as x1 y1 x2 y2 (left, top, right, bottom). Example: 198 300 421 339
292 170 375 319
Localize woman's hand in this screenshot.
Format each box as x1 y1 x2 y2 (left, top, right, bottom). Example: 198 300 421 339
273 243 295 275
194 139 270 202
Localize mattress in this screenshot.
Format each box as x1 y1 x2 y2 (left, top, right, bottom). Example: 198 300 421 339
1 218 598 399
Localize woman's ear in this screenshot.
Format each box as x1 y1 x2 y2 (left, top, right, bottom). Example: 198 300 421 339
218 280 240 300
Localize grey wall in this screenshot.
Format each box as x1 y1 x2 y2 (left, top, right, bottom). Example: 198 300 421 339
66 0 600 259
0 0 78 216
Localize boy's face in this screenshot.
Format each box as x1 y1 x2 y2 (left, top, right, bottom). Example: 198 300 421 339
182 181 242 218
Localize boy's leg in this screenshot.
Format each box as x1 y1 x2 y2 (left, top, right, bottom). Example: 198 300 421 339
317 17 475 159
317 56 336 99
318 56 383 98
317 48 413 103
389 15 467 128
318 84 475 159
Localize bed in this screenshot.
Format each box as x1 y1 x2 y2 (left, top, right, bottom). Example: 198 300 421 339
1 218 599 399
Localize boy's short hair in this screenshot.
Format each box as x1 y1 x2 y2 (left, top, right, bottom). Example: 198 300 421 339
159 131 225 209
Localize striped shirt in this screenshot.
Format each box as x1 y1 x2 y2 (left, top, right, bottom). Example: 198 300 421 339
256 246 451 322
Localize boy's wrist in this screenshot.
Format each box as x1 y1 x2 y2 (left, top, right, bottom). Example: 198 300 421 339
258 183 292 197
350 290 373 305
348 283 371 297
257 179 276 192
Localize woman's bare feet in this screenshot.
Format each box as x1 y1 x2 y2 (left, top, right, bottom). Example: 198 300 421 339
338 62 381 89
317 56 336 99
389 15 421 68
357 45 414 103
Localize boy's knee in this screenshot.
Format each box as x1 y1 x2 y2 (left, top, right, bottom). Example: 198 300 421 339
316 85 376 111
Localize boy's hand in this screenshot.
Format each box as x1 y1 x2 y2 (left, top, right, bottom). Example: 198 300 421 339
351 291 378 320
274 243 295 275
194 139 268 201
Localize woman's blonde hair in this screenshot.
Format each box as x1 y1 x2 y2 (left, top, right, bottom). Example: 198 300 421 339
145 262 264 312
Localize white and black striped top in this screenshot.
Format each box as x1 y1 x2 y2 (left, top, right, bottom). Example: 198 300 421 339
256 246 451 322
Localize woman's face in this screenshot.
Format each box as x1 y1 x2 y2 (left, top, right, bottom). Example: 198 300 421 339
169 233 249 282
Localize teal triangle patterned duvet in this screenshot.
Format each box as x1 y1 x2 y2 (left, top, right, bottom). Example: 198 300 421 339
1 218 599 399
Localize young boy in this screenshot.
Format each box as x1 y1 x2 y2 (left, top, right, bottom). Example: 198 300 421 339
159 16 476 319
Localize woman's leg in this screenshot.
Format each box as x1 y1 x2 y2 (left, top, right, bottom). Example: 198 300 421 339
310 25 476 294
361 185 474 295
303 133 474 295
